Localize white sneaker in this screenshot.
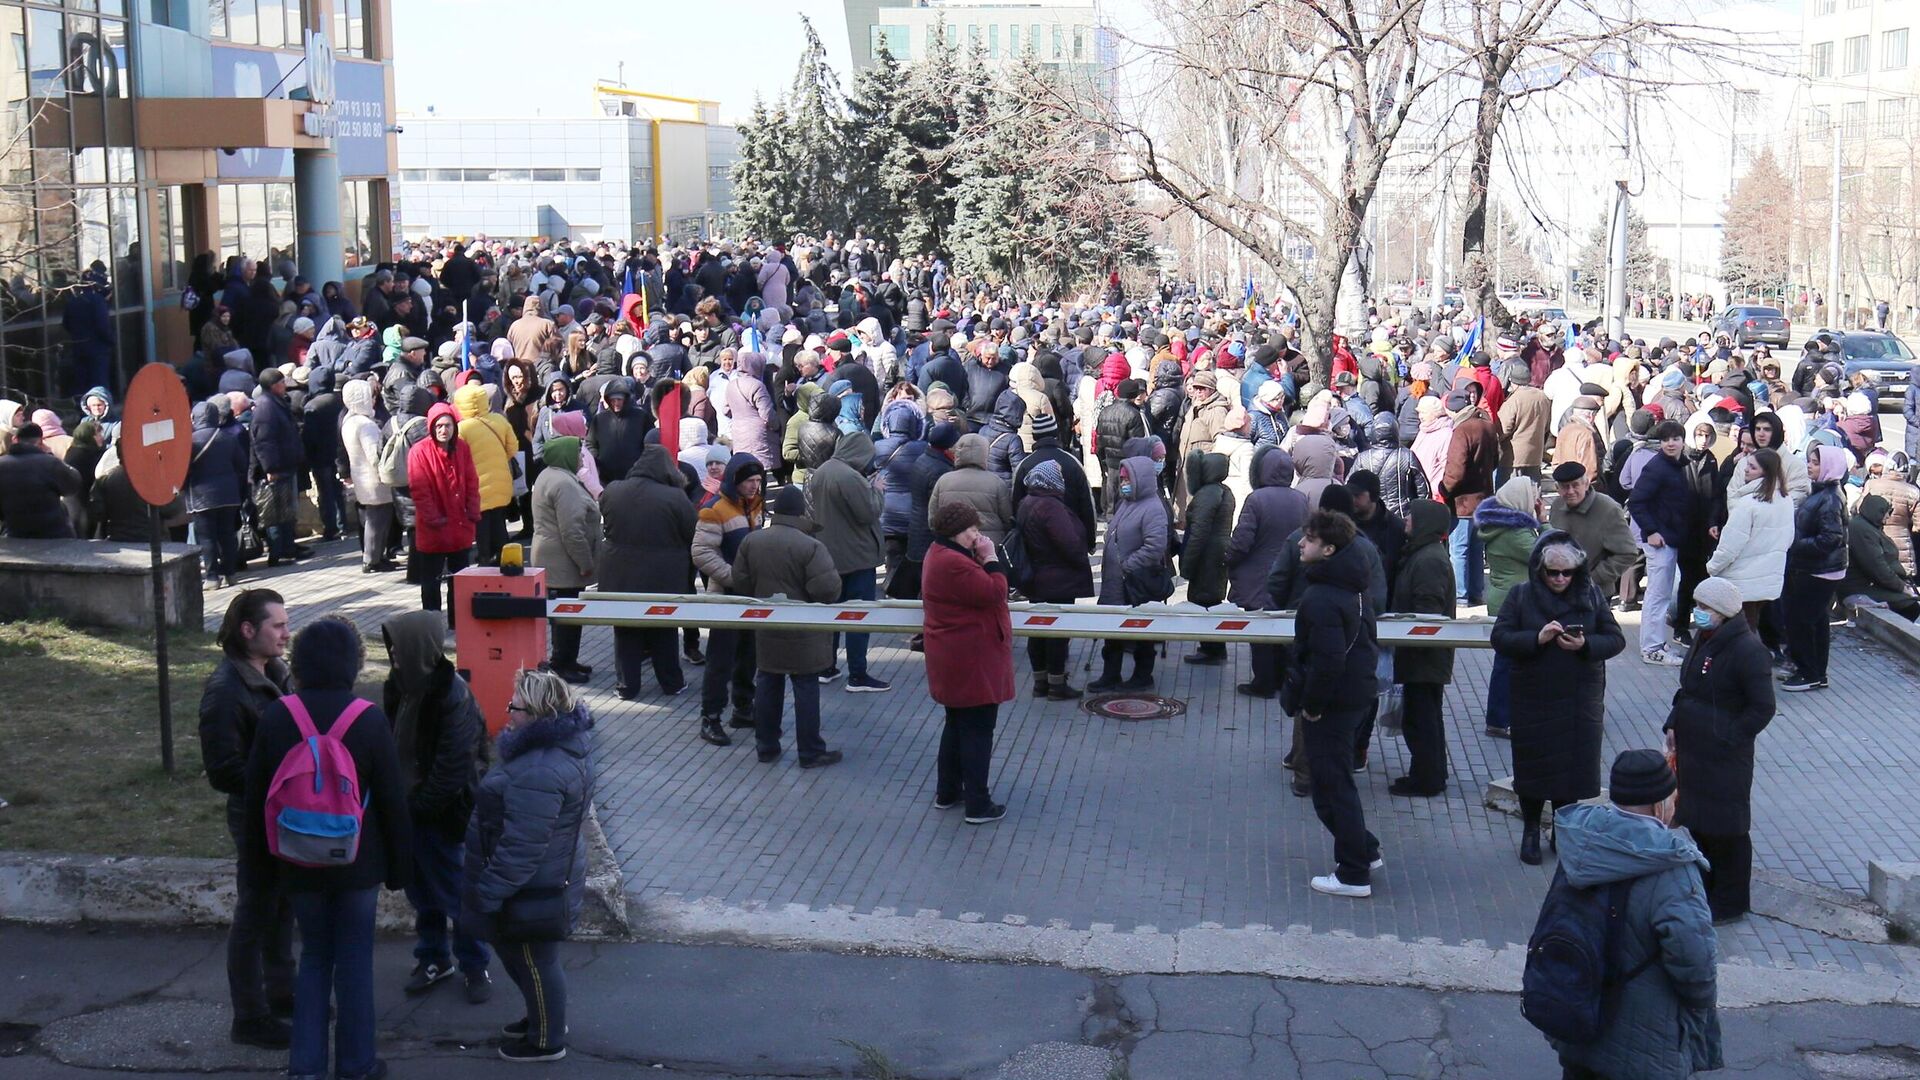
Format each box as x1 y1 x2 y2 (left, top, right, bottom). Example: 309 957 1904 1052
1310 874 1372 898
1641 648 1683 667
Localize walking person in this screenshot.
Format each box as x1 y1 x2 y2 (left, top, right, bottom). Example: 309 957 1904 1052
529 435 601 684
1284 510 1384 898
1491 533 1626 864
734 486 846 768
1090 456 1171 690
1663 577 1776 924
599 446 697 701
693 453 766 744
923 501 1014 824
242 618 413 1080
1628 421 1692 666
462 669 595 1064
807 427 893 691
406 403 481 620
379 611 490 1002
1543 751 1722 1079
341 380 398 574
199 590 296 1049
1389 501 1457 797
1782 444 1850 691
1014 460 1094 699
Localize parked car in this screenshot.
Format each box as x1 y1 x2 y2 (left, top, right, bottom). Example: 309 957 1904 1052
1791 330 1914 404
1713 304 1791 347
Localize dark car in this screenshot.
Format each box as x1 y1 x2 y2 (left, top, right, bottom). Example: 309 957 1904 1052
1796 330 1915 404
1713 305 1791 347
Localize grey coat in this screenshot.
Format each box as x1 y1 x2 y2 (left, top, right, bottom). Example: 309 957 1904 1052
1550 804 1724 1079
462 704 594 934
529 464 600 589
931 435 1015 546
1225 447 1307 609
732 513 843 674
1098 455 1171 606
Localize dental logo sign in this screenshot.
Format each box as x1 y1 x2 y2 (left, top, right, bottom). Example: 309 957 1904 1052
300 28 338 137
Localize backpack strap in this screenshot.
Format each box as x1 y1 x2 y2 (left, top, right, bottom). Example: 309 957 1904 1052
282 694 318 740
326 698 374 741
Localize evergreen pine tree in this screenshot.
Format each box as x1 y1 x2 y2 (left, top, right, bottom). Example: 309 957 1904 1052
786 15 850 237
844 40 912 249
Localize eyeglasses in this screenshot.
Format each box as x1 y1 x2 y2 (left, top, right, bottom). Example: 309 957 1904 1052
506 703 531 715
1542 567 1576 579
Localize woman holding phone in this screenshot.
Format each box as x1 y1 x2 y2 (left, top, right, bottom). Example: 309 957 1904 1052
1490 532 1626 865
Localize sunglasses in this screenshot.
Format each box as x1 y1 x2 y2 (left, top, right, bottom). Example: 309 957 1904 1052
506 702 531 715
1542 567 1576 579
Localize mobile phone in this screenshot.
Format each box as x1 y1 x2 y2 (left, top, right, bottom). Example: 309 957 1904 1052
1560 623 1585 635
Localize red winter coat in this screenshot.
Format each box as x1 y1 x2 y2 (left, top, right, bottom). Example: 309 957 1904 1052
921 539 1015 708
407 402 483 554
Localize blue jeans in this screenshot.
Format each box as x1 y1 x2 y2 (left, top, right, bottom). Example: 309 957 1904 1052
289 888 379 1079
831 568 877 677
405 827 489 975
1485 652 1512 732
1450 517 1485 604
312 470 346 536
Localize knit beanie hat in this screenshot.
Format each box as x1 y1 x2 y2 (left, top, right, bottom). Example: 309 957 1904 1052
1693 577 1743 619
928 422 960 451
1609 749 1677 806
1029 411 1059 438
1027 460 1066 496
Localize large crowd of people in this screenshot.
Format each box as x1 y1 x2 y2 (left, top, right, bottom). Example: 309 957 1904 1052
5 230 1920 1078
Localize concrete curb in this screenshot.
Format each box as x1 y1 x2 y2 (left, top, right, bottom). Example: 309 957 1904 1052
1845 601 1920 667
0 803 629 939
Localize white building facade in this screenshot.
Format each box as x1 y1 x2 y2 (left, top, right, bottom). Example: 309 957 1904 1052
845 0 1110 92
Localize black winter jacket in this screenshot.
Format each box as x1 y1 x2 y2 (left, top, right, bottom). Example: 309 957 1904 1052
1011 439 1097 552
199 654 293 839
906 447 954 561
0 444 81 538
382 657 486 842
1788 481 1848 577
1391 502 1457 685
1015 490 1094 602
599 448 698 593
1179 452 1234 606
249 390 304 477
1664 614 1774 834
1284 541 1379 718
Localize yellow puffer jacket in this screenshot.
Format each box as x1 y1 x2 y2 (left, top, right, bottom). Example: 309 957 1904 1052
454 383 519 511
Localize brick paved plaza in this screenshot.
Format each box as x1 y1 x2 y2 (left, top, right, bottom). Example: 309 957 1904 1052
241 538 1920 980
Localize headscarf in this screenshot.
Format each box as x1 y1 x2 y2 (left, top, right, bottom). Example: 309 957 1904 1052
541 435 582 474
31 409 66 437
1495 474 1539 516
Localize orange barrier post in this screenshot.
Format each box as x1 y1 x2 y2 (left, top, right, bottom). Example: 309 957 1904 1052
452 566 548 735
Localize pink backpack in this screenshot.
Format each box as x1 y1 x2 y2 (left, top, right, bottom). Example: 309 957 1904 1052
263 696 373 867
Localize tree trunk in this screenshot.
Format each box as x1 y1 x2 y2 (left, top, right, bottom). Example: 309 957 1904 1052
1459 73 1513 330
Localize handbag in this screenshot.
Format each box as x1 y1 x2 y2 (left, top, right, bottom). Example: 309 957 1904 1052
1122 560 1176 606
489 424 529 500
494 810 584 943
1376 686 1405 735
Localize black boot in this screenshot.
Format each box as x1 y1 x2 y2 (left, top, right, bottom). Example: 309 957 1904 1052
1032 674 1049 698
1520 825 1542 866
1088 659 1124 692
1047 673 1083 700
699 716 731 746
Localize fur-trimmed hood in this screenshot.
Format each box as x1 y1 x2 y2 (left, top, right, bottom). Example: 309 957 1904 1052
496 703 594 762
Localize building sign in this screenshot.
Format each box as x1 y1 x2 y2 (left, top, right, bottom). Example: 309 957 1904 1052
304 29 337 106
212 47 389 180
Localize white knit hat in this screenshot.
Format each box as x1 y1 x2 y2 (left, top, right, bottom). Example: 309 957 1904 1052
1693 577 1744 618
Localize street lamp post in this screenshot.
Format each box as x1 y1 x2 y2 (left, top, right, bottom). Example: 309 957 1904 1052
1829 128 1843 327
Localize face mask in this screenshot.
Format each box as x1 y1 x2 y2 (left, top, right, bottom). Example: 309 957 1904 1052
1152 459 1166 476
1118 482 1134 499
1691 609 1717 630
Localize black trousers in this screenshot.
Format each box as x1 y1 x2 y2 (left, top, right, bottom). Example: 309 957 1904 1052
700 627 757 718
476 507 511 565
936 703 999 815
615 627 684 695
1026 637 1070 676
226 821 294 1021
410 547 472 622
1302 708 1380 885
498 940 567 1051
1693 830 1753 920
1099 640 1155 679
549 587 582 669
1399 682 1448 790
1784 574 1838 680
754 670 825 760
1245 642 1289 694
196 507 242 577
1671 551 1711 635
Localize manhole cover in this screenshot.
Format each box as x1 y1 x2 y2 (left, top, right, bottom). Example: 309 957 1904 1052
1083 693 1187 720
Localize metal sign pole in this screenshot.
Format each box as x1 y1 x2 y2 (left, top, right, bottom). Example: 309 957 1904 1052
150 505 174 775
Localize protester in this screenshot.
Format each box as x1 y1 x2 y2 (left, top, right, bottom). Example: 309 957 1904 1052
1179 450 1234 663
250 369 305 564
1628 421 1692 666
463 669 594 1064
407 403 482 619
807 426 892 691
599 446 698 700
1705 448 1794 646
0 422 82 537
199 590 295 1049
1014 460 1095 699
1663 577 1776 923
1390 500 1457 797
733 486 845 768
693 453 766 744
1091 456 1170 690
1782 444 1849 690
529 435 601 682
1546 462 1638 601
341 380 398 573
242 618 412 1080
930 432 1014 548
922 500 1013 824
379 611 490 1001
1492 533 1626 865
1440 386 1499 606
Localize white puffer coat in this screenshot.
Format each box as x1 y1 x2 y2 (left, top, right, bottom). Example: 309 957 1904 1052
1705 471 1794 602
340 380 391 506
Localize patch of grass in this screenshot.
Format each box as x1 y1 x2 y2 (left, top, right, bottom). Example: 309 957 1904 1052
0 619 230 858
835 1039 903 1080
1106 1057 1133 1080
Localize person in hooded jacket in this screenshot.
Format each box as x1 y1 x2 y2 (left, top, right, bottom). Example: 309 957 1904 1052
725 351 780 471
931 433 1014 547
1390 500 1457 796
530 436 601 683
1545 752 1723 1080
1095 379 1151 514
451 383 519 566
1284 510 1385 897
1492 532 1626 864
1668 415 1724 644
1351 415 1430 519
1180 450 1234 664
916 332 968 402
407 402 482 619
600 446 698 699
461 669 594 1065
1146 360 1188 495
904 422 961 589
299 366 347 542
587 378 650 487
1287 431 1343 512
1015 460 1094 700
807 427 891 691
249 370 305 563
873 400 929 581
1092 457 1171 690
188 400 251 587
693 454 766 744
982 390 1029 485
783 382 830 485
380 611 491 1002
1844 494 1920 619
1662 577 1776 924
1227 446 1307 698
1782 444 1850 690
341 380 397 573
734 486 846 768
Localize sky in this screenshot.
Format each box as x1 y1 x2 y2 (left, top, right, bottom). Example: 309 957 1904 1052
390 0 1159 125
